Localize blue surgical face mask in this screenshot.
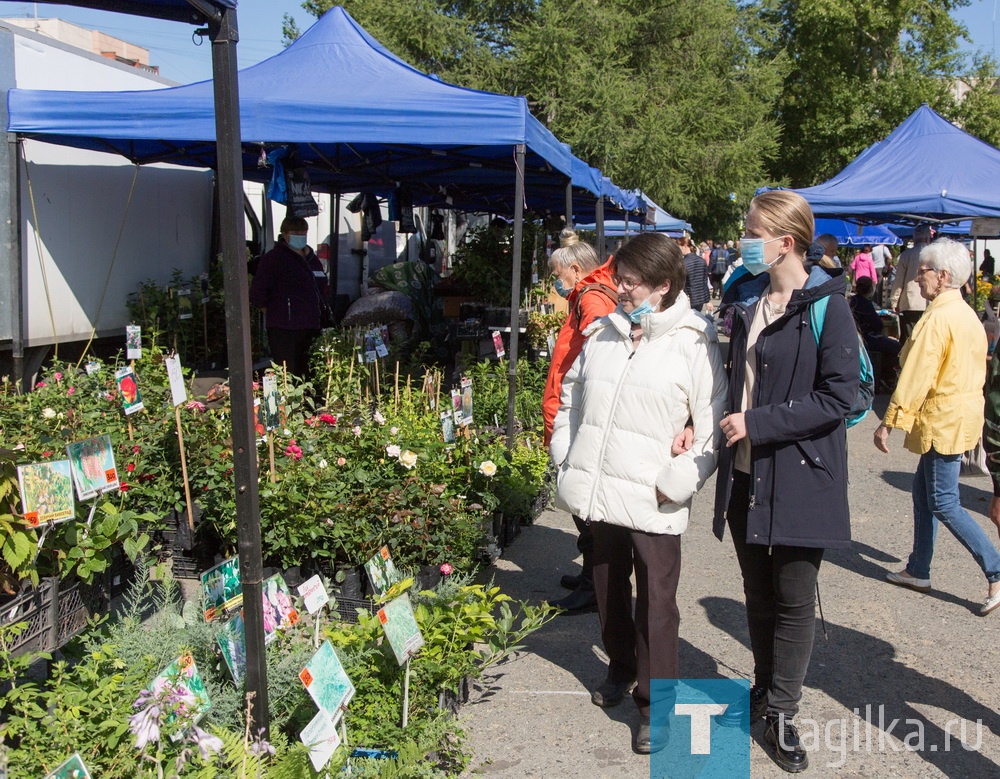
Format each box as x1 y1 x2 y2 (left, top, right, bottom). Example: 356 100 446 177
740 236 783 275
287 233 308 250
553 277 571 299
628 292 662 324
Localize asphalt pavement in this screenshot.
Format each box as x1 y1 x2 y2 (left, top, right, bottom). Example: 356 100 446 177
460 397 1000 778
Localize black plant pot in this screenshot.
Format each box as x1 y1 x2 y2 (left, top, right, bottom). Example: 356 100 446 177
415 564 442 591
336 568 364 599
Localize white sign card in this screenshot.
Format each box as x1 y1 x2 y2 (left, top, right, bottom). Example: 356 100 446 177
300 709 342 772
165 355 187 408
297 575 330 615
126 325 142 360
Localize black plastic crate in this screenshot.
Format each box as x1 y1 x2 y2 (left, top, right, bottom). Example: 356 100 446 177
332 596 372 625
2 577 92 657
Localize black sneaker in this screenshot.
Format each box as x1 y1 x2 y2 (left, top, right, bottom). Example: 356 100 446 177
765 715 809 773
716 684 768 728
560 573 582 590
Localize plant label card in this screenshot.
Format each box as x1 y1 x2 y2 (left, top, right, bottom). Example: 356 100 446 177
299 640 355 720
165 355 187 408
300 709 343 772
262 574 300 644
371 328 389 358
126 324 142 360
84 360 101 376
199 272 210 303
43 752 92 779
261 373 280 431
492 330 506 359
460 377 474 427
17 460 74 526
115 366 144 416
297 574 330 615
201 556 243 621
150 653 211 728
441 412 455 444
377 594 425 666
364 546 401 597
176 286 193 320
451 388 463 426
66 435 119 501
216 611 246 685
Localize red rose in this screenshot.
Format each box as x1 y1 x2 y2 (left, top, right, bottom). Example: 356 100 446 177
126 463 136 473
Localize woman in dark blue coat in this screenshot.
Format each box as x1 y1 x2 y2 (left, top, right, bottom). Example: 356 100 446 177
713 190 859 773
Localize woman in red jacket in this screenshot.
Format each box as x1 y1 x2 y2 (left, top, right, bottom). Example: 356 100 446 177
542 229 618 612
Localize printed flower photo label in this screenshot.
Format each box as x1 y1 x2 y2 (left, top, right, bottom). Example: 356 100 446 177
43 752 91 779
364 545 402 597
65 435 119 501
377 594 425 666
126 324 142 360
299 640 355 721
115 366 144 416
17 460 74 526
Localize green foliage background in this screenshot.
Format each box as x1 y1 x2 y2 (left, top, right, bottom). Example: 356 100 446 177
286 0 1000 237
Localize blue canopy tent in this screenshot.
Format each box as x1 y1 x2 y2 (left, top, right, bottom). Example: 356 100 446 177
8 0 277 733
794 104 1000 223
890 221 971 238
813 219 902 246
8 6 598 215
577 189 692 236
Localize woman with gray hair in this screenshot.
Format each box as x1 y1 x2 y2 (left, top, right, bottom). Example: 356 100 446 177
874 238 1000 616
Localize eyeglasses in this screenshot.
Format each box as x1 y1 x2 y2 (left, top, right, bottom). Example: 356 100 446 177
612 273 642 291
916 266 938 276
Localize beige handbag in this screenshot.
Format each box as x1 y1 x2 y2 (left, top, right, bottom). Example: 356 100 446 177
961 438 990 477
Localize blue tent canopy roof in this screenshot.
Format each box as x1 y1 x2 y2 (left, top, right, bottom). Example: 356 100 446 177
793 105 1000 222
813 219 902 246
7 6 599 215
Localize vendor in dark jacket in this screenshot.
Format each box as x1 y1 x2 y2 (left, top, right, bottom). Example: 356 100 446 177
849 276 901 368
249 216 328 378
712 191 859 774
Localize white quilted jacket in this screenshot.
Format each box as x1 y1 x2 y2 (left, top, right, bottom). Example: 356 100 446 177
551 292 727 535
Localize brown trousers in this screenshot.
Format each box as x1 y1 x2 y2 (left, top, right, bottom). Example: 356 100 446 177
590 521 681 717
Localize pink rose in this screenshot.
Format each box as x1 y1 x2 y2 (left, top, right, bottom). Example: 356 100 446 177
337 457 346 466
67 387 75 396
439 563 453 576
53 372 63 381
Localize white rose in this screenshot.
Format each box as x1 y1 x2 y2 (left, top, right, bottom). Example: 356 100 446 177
386 444 402 458
42 408 57 419
399 450 418 469
318 459 329 469
478 460 497 477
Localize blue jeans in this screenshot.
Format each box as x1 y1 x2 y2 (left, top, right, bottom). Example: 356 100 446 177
907 448 1000 583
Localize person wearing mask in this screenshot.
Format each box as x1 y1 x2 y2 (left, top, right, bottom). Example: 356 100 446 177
542 229 618 612
249 216 328 379
890 225 934 341
551 232 727 754
875 239 1000 617
713 190 858 773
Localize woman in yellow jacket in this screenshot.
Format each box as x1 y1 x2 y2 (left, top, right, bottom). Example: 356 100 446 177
874 238 1000 616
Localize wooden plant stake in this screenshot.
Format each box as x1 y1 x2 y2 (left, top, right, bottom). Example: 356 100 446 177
175 405 196 533
268 434 276 483
402 655 412 728
373 357 380 398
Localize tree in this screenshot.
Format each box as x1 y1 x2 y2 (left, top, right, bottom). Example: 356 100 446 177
759 0 980 187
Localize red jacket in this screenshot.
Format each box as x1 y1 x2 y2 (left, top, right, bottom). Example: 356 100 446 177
542 259 618 445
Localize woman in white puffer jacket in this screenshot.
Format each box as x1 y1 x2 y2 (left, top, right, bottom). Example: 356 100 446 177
551 232 727 754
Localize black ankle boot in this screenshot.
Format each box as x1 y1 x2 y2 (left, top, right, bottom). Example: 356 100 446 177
548 582 597 613
765 715 809 773
716 684 768 728
559 573 582 590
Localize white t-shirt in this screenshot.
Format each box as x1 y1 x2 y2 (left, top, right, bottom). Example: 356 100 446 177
871 244 890 270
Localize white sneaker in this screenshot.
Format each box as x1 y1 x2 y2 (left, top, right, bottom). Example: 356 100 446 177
981 585 1000 616
885 569 931 593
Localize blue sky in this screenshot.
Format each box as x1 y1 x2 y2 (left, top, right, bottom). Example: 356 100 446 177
0 1 997 85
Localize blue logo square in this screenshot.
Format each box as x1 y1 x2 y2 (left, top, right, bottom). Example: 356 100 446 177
649 679 751 779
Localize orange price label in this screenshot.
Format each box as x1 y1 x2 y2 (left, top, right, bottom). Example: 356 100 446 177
299 668 313 687
105 468 117 483
25 512 39 527
378 609 388 625
380 546 390 560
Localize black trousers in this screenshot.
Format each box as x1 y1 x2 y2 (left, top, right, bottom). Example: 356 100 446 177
726 471 823 718
572 514 594 586
267 327 318 379
899 310 924 343
591 521 681 717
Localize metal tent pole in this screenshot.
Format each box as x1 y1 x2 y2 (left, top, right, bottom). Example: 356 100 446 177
596 197 605 261
208 6 269 735
565 178 573 229
506 144 526 450
330 192 340 305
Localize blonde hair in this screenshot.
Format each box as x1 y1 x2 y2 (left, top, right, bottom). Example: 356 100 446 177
749 190 815 254
559 228 581 248
551 237 600 273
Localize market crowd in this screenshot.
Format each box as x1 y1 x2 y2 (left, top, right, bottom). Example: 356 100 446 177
542 190 1000 771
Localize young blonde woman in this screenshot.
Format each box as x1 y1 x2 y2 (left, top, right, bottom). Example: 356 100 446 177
714 190 859 773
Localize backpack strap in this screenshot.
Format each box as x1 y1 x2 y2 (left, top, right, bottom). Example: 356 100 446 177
809 296 829 345
574 282 619 324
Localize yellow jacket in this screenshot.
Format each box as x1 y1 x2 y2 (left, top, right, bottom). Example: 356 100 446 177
884 289 986 455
